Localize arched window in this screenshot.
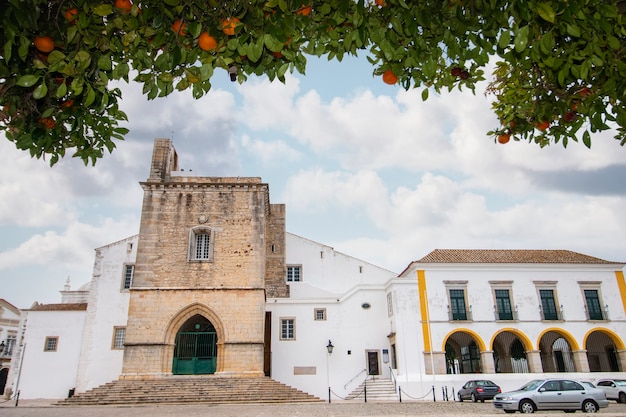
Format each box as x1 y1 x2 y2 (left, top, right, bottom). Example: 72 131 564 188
189 227 214 261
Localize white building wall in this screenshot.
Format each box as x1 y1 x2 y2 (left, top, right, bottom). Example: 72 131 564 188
14 309 86 399
75 236 137 393
268 234 397 400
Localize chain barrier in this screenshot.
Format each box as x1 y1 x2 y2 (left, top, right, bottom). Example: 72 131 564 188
398 385 435 401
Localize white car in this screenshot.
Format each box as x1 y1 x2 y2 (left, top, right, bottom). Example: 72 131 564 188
595 379 626 403
493 378 609 414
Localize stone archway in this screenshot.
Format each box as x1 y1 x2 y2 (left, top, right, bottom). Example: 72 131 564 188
493 333 529 373
444 331 483 374
172 314 218 375
585 329 624 372
163 303 225 374
538 330 576 372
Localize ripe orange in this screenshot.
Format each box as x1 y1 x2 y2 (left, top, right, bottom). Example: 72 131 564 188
273 51 284 58
34 36 55 53
382 69 398 85
198 32 217 51
497 133 511 144
222 17 240 36
375 0 386 6
115 0 132 13
172 19 187 36
536 120 550 131
297 5 312 15
38 117 55 129
65 8 78 23
61 99 75 109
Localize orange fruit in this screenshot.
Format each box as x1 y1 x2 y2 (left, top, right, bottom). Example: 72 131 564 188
115 0 132 13
65 8 79 23
273 51 284 58
222 17 240 36
497 133 511 144
297 5 312 16
375 0 386 6
172 19 187 36
198 32 217 51
382 69 398 85
38 117 55 129
61 99 75 109
34 36 55 53
536 120 550 131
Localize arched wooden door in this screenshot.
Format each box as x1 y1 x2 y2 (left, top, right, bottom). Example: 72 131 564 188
172 314 218 375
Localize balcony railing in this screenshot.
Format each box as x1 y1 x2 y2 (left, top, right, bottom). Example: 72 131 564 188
539 304 563 321
585 304 609 321
494 305 518 321
448 305 473 321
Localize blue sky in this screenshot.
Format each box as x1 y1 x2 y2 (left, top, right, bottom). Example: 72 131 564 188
2 53 626 309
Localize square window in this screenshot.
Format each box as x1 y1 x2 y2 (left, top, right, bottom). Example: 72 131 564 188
44 336 58 352
286 265 301 282
280 318 295 340
112 327 126 350
123 264 134 289
314 308 326 321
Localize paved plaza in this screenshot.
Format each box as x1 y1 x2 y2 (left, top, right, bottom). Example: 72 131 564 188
1 399 625 417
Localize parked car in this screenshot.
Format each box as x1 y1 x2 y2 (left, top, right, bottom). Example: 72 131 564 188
595 379 626 403
493 378 609 414
458 379 501 402
579 381 597 389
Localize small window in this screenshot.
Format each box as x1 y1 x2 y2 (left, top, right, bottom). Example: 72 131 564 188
286 265 301 282
280 318 295 340
44 336 58 352
189 227 214 261
314 308 326 321
123 264 134 289
112 327 126 350
387 292 393 317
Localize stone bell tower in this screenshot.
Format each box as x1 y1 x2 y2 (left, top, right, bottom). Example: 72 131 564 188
121 138 288 378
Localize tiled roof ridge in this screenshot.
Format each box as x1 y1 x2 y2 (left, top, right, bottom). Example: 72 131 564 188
415 249 622 264
27 302 88 311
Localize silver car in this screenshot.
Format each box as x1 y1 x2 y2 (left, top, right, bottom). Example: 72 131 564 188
493 378 609 414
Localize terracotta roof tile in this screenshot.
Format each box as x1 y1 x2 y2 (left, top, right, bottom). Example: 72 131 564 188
415 249 622 264
27 303 88 311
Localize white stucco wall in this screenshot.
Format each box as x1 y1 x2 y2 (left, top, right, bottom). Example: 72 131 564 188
75 236 137 393
268 233 397 399
13 309 86 399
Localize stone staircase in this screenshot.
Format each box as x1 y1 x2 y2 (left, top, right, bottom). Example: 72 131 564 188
57 376 322 405
345 376 398 402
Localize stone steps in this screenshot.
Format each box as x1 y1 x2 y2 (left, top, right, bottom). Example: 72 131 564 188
58 376 322 405
345 376 398 402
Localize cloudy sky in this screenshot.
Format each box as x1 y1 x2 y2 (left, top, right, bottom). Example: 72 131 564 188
2 54 626 309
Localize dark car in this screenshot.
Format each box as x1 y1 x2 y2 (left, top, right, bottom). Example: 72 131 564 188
458 379 502 402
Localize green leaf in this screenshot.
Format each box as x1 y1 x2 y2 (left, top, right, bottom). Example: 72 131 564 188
514 26 529 52
32 82 48 99
93 4 113 17
582 130 591 148
566 24 581 38
536 3 556 23
498 30 511 50
55 82 68 99
85 86 97 106
421 88 429 101
16 75 40 87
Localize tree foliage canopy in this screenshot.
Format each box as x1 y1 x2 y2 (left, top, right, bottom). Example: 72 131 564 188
1 0 625 165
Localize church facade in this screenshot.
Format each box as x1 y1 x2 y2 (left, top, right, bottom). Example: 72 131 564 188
5 139 626 401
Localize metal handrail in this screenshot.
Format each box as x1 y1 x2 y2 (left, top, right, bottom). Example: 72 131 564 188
389 366 397 392
343 368 367 390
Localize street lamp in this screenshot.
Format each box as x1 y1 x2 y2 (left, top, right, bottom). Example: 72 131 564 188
326 339 334 403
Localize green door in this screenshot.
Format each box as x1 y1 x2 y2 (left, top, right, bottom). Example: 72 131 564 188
173 332 217 375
